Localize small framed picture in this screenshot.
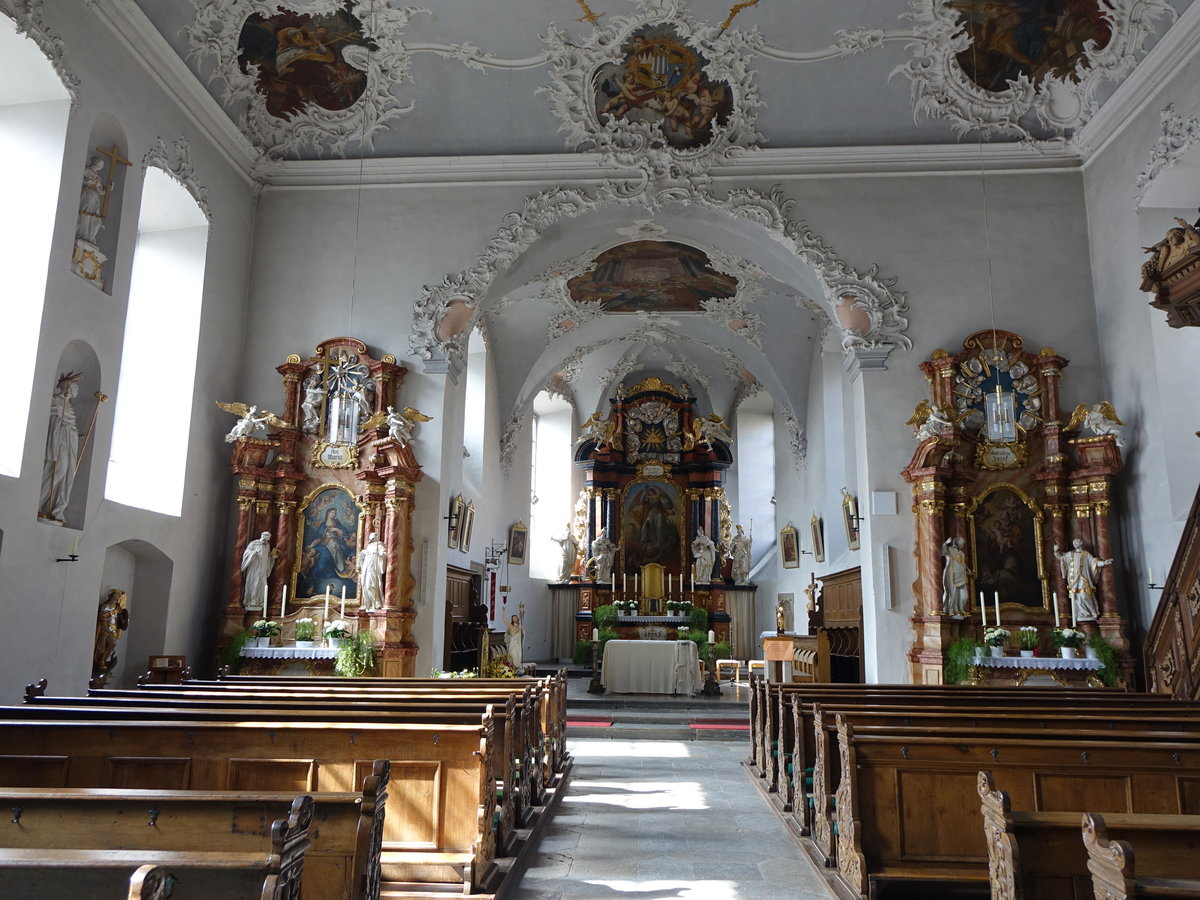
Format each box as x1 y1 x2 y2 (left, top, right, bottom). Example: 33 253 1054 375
842 491 861 551
780 523 800 569
509 521 528 565
448 494 465 550
459 500 476 553
810 514 825 564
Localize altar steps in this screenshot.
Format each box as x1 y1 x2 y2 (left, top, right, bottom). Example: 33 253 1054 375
565 695 750 742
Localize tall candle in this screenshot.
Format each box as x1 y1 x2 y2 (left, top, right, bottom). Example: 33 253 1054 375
691 574 695 593
1148 566 1153 585
324 586 331 622
634 573 638 594
71 534 78 555
979 591 987 627
993 592 1000 627
1052 592 1060 627
623 573 627 592
592 627 599 642
1071 599 1077 628
340 585 347 618
611 573 616 591
280 585 287 619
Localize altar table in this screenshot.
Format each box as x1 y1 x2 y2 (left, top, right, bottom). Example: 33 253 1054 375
601 640 701 695
238 644 338 676
965 653 1106 688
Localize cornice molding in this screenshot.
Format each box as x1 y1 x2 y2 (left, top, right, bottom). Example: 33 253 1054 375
87 0 258 182
258 142 1081 190
1074 0 1200 163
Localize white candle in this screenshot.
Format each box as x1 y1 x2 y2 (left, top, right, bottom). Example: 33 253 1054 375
623 573 627 592
1053 592 1060 627
280 585 287 619
668 573 672 592
634 573 638 594
979 591 987 627
71 534 78 555
1071 599 1077 628
691 574 695 593
592 627 599 642
324 586 331 622
993 592 1001 627
708 630 715 644
262 583 268 611
1148 566 1153 585
341 585 346 618
611 573 616 591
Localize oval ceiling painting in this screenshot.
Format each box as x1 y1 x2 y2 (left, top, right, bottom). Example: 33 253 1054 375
568 241 738 313
952 0 1113 93
592 24 734 151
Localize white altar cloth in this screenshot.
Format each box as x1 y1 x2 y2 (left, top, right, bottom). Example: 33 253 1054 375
601 640 701 695
240 646 338 659
972 655 1103 672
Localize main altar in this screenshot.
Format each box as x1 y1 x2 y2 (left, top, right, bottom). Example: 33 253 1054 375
555 377 752 647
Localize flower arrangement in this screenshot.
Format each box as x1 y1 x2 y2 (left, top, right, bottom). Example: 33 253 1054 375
1018 626 1039 651
432 668 479 679
613 599 638 614
665 600 693 613
1052 628 1085 649
323 619 352 639
482 657 519 678
676 626 690 638
294 617 316 641
251 619 281 638
983 627 1010 648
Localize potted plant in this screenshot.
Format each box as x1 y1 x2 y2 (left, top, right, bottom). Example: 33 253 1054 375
324 618 352 648
983 627 1010 657
1052 627 1085 659
334 631 375 677
614 599 638 617
1017 626 1039 657
294 617 317 648
250 619 281 647
665 600 683 616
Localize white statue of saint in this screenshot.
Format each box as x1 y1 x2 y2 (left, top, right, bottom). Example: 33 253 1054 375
505 614 525 668
1054 538 1112 622
728 524 753 584
552 529 578 582
301 374 325 434
940 536 971 618
586 534 617 584
691 531 717 584
241 531 274 610
358 531 387 612
38 372 83 523
76 156 105 244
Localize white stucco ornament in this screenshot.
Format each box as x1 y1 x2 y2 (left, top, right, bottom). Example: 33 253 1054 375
1136 104 1200 204
539 0 764 181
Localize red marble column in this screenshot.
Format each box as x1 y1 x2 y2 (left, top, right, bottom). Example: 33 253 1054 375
273 498 296 615
1091 490 1118 618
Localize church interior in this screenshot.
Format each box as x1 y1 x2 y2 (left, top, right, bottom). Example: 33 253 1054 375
2 0 1200 895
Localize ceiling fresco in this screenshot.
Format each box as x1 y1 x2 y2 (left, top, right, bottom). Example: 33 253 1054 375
566 241 738 312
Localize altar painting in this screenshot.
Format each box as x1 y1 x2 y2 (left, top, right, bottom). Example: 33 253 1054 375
295 485 360 601
622 481 681 571
238 4 377 121
592 24 734 150
952 0 1113 93
568 241 737 313
970 486 1046 609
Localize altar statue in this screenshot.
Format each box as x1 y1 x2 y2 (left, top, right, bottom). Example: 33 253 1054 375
586 533 618 584
552 529 578 582
358 531 387 611
363 405 433 447
92 588 129 678
1054 538 1112 622
505 614 525 667
76 156 106 243
940 536 971 618
38 372 83 523
1065 401 1126 448
218 401 287 443
691 531 717 583
728 524 752 584
241 531 275 610
684 413 732 452
301 373 326 434
908 400 954 442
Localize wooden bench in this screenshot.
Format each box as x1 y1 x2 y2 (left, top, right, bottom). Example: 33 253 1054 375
979 770 1200 899
0 794 312 900
1084 812 1200 899
0 715 497 893
831 716 1200 898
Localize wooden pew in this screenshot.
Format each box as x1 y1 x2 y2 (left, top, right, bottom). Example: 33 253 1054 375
1084 812 1200 899
979 771 1200 899
0 760 386 900
0 794 312 900
0 715 497 894
831 716 1200 899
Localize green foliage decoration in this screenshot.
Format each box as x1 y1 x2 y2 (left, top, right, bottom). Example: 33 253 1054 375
1087 633 1121 687
592 604 618 631
221 631 254 675
335 631 376 678
943 636 981 685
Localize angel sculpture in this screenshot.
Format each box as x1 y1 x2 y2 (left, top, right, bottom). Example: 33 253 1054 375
1065 401 1126 448
575 411 620 450
217 402 288 443
906 400 954 442
363 406 433 447
683 414 732 452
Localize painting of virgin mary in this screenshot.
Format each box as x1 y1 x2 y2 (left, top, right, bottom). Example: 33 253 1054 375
297 486 360 600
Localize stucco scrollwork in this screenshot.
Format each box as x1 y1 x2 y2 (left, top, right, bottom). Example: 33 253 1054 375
1137 103 1200 204
143 136 213 224
895 0 1175 140
781 407 808 473
539 0 764 182
1 0 81 106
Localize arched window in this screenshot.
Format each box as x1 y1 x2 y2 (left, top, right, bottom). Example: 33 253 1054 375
0 14 72 478
529 391 573 580
106 166 208 515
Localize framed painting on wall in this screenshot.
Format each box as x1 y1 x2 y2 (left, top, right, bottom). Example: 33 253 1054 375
448 494 465 550
810 514 825 564
294 483 361 603
509 521 528 565
459 500 476 553
780 523 800 569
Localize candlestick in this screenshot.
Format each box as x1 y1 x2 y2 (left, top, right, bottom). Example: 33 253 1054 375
979 591 987 627
281 585 287 619
340 585 346 618
993 592 1000 627
592 627 599 642
1053 592 1060 627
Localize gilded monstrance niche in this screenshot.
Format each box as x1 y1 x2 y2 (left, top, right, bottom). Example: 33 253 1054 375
902 330 1132 686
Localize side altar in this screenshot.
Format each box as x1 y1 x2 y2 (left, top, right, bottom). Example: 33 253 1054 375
559 377 754 645
218 336 430 676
